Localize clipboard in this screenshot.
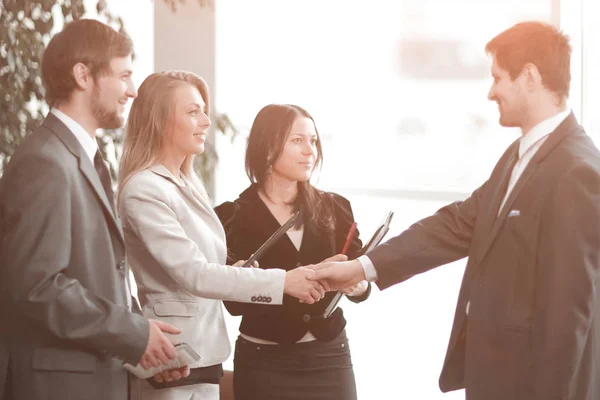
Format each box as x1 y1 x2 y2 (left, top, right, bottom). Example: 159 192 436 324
320 211 394 318
241 210 301 268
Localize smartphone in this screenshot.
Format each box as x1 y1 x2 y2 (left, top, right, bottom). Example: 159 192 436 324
123 342 200 379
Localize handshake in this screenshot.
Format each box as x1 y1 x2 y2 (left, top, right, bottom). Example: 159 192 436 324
283 254 368 303
138 255 368 384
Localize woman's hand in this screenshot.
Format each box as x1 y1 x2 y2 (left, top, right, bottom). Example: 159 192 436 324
233 258 259 268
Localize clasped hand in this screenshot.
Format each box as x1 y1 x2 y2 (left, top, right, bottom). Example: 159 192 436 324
304 258 367 292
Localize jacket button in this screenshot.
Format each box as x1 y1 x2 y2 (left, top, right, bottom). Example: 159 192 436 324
117 260 125 271
302 314 311 323
266 297 272 303
251 296 257 302
257 296 264 302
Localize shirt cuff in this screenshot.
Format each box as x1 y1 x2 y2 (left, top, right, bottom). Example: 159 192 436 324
357 255 378 282
346 280 369 297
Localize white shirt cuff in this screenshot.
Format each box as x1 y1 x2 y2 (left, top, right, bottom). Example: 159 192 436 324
357 255 378 282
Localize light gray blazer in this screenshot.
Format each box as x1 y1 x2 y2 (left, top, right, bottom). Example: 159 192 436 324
118 164 286 368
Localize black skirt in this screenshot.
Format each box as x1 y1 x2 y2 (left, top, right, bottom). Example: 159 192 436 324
233 330 357 400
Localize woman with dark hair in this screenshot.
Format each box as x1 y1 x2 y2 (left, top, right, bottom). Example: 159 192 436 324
215 104 370 400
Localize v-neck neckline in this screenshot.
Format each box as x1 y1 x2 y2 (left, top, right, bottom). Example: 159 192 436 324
252 188 305 254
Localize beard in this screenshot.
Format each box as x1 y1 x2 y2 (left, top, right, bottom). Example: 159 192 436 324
498 109 523 128
91 87 124 130
496 100 524 129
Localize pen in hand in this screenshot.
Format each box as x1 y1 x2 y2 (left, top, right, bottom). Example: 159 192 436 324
341 222 358 255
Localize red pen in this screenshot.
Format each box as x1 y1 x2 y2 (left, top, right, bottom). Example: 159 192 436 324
341 222 358 255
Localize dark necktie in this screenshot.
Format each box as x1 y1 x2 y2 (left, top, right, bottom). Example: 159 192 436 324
94 151 115 212
492 145 520 218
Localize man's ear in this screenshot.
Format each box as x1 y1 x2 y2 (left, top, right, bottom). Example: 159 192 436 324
523 62 542 92
72 62 91 90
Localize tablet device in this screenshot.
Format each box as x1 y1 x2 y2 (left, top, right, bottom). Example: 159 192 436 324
241 210 301 268
320 211 394 318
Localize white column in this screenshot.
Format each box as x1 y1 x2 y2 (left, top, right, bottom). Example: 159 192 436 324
559 0 583 122
581 0 600 138
154 1 216 109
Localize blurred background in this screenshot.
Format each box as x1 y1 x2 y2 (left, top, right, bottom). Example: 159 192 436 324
2 0 599 398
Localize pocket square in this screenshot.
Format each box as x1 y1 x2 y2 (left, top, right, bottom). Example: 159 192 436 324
508 210 520 217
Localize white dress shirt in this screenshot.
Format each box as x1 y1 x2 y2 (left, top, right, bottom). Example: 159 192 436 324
497 108 571 214
51 108 98 163
359 109 572 283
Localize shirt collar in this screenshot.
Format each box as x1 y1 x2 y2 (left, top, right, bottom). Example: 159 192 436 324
519 108 571 159
51 108 98 163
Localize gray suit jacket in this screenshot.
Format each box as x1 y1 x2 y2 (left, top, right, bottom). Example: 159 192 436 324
118 165 286 369
0 113 149 400
368 113 600 400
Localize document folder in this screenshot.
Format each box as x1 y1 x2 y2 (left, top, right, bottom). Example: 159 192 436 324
320 211 394 318
241 210 301 268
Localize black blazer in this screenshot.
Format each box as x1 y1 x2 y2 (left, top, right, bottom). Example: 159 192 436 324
215 184 370 344
368 113 600 400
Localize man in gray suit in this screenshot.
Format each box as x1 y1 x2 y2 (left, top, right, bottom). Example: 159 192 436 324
310 22 600 400
0 19 183 400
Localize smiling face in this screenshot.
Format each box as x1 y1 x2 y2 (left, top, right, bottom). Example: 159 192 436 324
487 56 529 129
165 83 211 158
271 116 318 183
91 56 137 129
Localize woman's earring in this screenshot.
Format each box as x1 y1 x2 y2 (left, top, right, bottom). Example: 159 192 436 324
267 164 272 174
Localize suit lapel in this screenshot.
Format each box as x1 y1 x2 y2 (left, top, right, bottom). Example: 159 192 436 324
43 114 123 243
476 112 581 265
476 159 537 265
148 164 225 238
479 147 518 234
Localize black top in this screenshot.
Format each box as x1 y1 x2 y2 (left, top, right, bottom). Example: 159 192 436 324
215 184 370 344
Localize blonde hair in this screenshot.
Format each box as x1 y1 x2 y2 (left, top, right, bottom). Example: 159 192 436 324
117 70 210 200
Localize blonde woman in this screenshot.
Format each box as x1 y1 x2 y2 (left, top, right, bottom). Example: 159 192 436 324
117 71 330 400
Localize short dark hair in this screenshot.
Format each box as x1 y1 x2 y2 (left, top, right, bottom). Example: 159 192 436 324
485 21 571 99
42 19 133 107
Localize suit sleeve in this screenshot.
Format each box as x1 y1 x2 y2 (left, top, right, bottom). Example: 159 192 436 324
121 183 286 304
530 163 600 399
368 181 486 290
1 155 149 365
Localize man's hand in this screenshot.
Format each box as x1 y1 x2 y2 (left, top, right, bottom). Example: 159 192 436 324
341 280 369 296
284 267 325 304
153 366 191 383
321 254 348 264
140 319 181 370
308 259 366 291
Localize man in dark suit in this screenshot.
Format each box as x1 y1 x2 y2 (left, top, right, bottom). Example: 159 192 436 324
0 19 183 400
310 21 600 400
